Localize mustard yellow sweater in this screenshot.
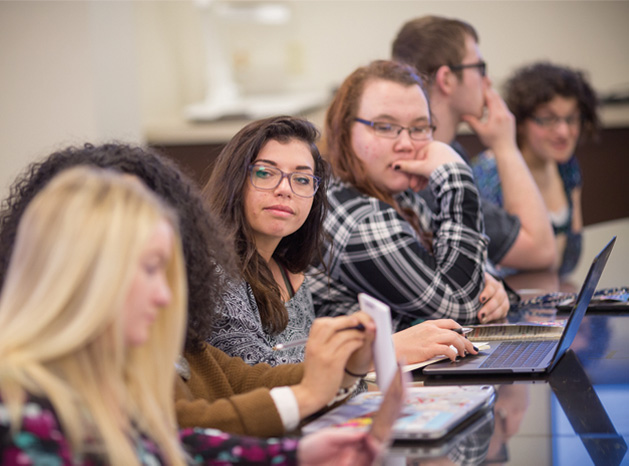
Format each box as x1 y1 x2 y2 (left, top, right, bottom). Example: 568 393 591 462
175 344 304 437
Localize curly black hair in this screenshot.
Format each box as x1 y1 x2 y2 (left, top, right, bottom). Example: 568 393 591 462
504 62 601 144
0 142 237 353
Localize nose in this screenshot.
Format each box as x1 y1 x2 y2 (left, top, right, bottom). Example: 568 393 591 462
274 174 293 196
155 276 172 308
553 120 572 137
483 75 492 87
394 128 415 150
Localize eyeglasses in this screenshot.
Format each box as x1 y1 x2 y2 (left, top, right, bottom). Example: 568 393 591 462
248 164 321 198
530 114 582 129
448 61 487 77
354 118 435 141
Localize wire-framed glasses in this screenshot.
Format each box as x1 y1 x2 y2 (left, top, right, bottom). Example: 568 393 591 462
354 118 435 141
530 114 582 129
248 164 321 198
449 61 487 77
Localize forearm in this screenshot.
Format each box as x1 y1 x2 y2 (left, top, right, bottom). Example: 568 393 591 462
491 145 556 269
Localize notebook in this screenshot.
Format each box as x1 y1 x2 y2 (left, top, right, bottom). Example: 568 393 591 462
301 384 495 440
423 236 616 376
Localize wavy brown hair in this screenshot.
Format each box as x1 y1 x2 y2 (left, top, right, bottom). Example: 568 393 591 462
204 116 330 334
324 60 433 251
0 143 237 354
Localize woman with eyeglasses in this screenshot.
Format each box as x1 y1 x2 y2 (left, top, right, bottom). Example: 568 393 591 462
203 116 333 365
310 60 510 330
471 62 600 275
205 115 479 367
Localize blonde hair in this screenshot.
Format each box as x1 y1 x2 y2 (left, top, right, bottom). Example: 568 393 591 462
0 167 188 465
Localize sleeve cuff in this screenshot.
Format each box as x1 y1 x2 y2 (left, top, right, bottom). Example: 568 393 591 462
270 386 300 432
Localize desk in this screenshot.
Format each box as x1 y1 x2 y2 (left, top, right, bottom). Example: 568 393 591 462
382 220 629 465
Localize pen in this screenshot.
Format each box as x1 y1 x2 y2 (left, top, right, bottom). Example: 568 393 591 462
272 323 366 351
451 327 473 335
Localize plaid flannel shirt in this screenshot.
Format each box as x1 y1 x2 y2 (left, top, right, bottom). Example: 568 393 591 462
309 162 488 329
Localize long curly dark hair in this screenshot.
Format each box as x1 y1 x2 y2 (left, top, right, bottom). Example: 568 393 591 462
204 116 330 335
0 142 237 354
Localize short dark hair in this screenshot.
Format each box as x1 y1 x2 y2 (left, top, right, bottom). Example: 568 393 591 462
204 116 330 334
392 15 478 85
504 62 600 143
0 143 237 353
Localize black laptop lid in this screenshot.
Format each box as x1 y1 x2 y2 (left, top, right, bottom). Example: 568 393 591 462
548 236 616 370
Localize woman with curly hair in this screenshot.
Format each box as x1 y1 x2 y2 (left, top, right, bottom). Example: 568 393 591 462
472 62 600 275
0 142 375 439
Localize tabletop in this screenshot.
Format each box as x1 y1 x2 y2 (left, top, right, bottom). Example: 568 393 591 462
382 219 629 466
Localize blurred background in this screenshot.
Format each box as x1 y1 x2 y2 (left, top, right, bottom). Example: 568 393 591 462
2 0 628 208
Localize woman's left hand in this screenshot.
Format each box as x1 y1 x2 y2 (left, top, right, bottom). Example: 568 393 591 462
478 273 510 323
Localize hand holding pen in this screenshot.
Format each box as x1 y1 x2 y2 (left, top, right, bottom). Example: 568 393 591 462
273 323 366 351
290 312 376 415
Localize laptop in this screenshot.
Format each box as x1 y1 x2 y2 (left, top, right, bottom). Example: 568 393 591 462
423 236 616 376
301 384 495 441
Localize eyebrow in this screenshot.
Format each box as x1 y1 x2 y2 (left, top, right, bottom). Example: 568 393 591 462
254 159 314 172
371 114 431 125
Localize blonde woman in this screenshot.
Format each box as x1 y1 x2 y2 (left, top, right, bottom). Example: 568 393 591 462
0 166 383 465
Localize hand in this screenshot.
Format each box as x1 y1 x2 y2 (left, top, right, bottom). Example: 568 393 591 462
461 87 517 154
343 311 376 384
392 319 478 362
478 273 510 323
394 141 465 192
292 314 375 418
298 429 383 466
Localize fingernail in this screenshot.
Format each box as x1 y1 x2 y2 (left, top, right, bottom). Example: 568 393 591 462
393 164 400 171
480 312 485 320
473 345 479 352
480 296 486 303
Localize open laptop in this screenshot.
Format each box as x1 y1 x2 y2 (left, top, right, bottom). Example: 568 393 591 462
423 236 616 376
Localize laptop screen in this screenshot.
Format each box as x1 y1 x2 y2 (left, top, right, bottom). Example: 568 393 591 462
550 236 616 370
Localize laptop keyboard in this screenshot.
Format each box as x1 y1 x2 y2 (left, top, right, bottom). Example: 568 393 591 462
480 341 556 369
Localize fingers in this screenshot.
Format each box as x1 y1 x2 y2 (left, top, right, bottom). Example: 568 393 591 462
477 276 510 324
479 272 498 304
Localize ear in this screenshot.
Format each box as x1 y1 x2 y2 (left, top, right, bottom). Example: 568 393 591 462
433 65 455 96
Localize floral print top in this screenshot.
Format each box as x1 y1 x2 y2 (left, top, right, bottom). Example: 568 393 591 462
0 395 299 465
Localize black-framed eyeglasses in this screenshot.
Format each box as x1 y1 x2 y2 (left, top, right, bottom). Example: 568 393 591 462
248 164 321 198
354 118 435 141
449 61 487 77
530 114 582 129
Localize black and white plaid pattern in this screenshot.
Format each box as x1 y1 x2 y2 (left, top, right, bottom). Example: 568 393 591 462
310 162 488 329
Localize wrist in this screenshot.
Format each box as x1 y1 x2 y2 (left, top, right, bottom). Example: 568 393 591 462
290 384 324 419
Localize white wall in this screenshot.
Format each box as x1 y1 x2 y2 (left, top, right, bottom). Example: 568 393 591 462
0 0 141 196
2 0 629 195
137 0 629 123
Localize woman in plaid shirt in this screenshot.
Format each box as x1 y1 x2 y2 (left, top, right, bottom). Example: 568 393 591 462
310 60 510 329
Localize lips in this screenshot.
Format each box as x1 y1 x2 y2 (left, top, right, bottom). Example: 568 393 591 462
265 204 294 215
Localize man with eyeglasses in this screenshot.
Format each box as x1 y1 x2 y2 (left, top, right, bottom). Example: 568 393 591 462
392 16 557 273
